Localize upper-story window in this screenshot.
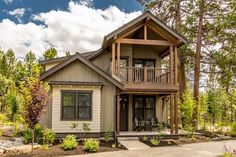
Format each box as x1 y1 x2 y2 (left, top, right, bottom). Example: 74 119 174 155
133 59 155 68
61 91 92 121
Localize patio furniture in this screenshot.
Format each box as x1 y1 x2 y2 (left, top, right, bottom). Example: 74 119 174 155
133 117 145 131
150 117 159 131
140 120 151 131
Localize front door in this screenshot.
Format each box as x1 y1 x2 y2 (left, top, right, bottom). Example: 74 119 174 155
120 95 129 131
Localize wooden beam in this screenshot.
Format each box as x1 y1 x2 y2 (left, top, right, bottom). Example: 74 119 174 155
159 48 170 58
174 46 178 84
144 24 147 40
116 95 120 133
112 43 116 75
117 24 144 40
169 45 174 84
117 42 120 75
170 93 174 134
147 24 176 42
116 38 172 46
174 93 178 134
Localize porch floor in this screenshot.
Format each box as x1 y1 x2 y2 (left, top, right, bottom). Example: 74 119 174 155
118 129 192 137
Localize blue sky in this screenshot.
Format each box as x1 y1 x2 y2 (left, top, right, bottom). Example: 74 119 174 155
0 0 143 58
0 0 143 24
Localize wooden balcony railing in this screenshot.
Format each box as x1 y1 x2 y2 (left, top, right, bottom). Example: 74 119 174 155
119 67 174 84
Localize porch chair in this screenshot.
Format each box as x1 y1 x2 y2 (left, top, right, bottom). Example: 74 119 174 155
150 117 160 131
133 117 144 132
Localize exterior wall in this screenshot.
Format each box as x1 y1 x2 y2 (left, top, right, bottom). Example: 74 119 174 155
45 62 60 71
92 50 111 73
41 60 116 133
51 85 101 133
100 83 116 132
133 45 161 68
92 45 162 72
40 89 52 128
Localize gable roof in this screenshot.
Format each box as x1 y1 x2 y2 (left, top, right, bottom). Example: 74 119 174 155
88 11 187 60
40 51 94 65
105 11 187 45
40 53 124 89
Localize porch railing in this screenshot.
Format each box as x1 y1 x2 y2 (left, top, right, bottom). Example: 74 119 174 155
119 67 173 84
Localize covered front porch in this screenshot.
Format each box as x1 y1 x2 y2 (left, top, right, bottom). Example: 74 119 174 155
115 92 179 135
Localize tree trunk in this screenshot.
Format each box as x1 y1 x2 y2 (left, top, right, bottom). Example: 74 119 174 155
31 129 34 152
174 0 187 127
193 0 204 130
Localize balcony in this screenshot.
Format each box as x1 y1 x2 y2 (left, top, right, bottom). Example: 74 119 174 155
118 67 178 92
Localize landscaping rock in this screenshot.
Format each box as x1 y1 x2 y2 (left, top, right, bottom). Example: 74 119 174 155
0 137 40 155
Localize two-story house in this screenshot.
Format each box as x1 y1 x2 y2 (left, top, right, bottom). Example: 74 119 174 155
40 11 187 137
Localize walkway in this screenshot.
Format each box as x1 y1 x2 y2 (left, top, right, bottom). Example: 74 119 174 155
66 140 236 157
117 137 150 150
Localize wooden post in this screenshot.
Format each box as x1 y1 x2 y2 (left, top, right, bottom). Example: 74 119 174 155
117 43 120 76
144 67 147 83
170 93 174 134
116 95 120 134
174 46 178 84
174 93 178 134
144 24 147 40
112 43 116 75
169 45 173 84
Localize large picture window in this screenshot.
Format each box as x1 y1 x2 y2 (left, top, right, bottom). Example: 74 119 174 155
133 96 155 120
61 91 92 120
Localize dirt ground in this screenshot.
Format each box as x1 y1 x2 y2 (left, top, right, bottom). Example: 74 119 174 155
2 141 125 157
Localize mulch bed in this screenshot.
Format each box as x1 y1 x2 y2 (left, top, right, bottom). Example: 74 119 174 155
2 140 126 157
139 138 177 147
175 135 211 145
139 134 213 147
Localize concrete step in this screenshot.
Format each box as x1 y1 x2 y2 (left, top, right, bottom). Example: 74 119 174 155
118 139 150 150
117 137 139 141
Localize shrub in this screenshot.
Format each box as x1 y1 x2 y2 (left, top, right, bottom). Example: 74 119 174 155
71 122 91 140
23 130 32 144
61 135 78 150
150 137 160 146
231 122 236 134
112 143 116 149
83 138 100 152
223 152 236 157
104 128 113 142
143 136 148 141
0 113 7 125
43 128 55 145
42 144 49 150
0 129 3 137
23 124 43 144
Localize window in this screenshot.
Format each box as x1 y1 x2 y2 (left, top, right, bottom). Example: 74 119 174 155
133 96 155 120
61 91 92 120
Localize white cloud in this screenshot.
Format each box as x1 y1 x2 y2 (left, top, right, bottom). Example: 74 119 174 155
3 0 13 4
79 0 94 7
8 8 25 23
0 2 141 58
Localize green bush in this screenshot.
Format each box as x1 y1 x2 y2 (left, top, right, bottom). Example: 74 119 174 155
0 113 7 125
150 137 160 146
142 136 148 141
22 124 43 144
104 128 113 142
231 122 236 134
83 138 100 152
223 152 236 157
23 130 32 143
43 128 55 145
61 135 78 150
0 129 3 137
